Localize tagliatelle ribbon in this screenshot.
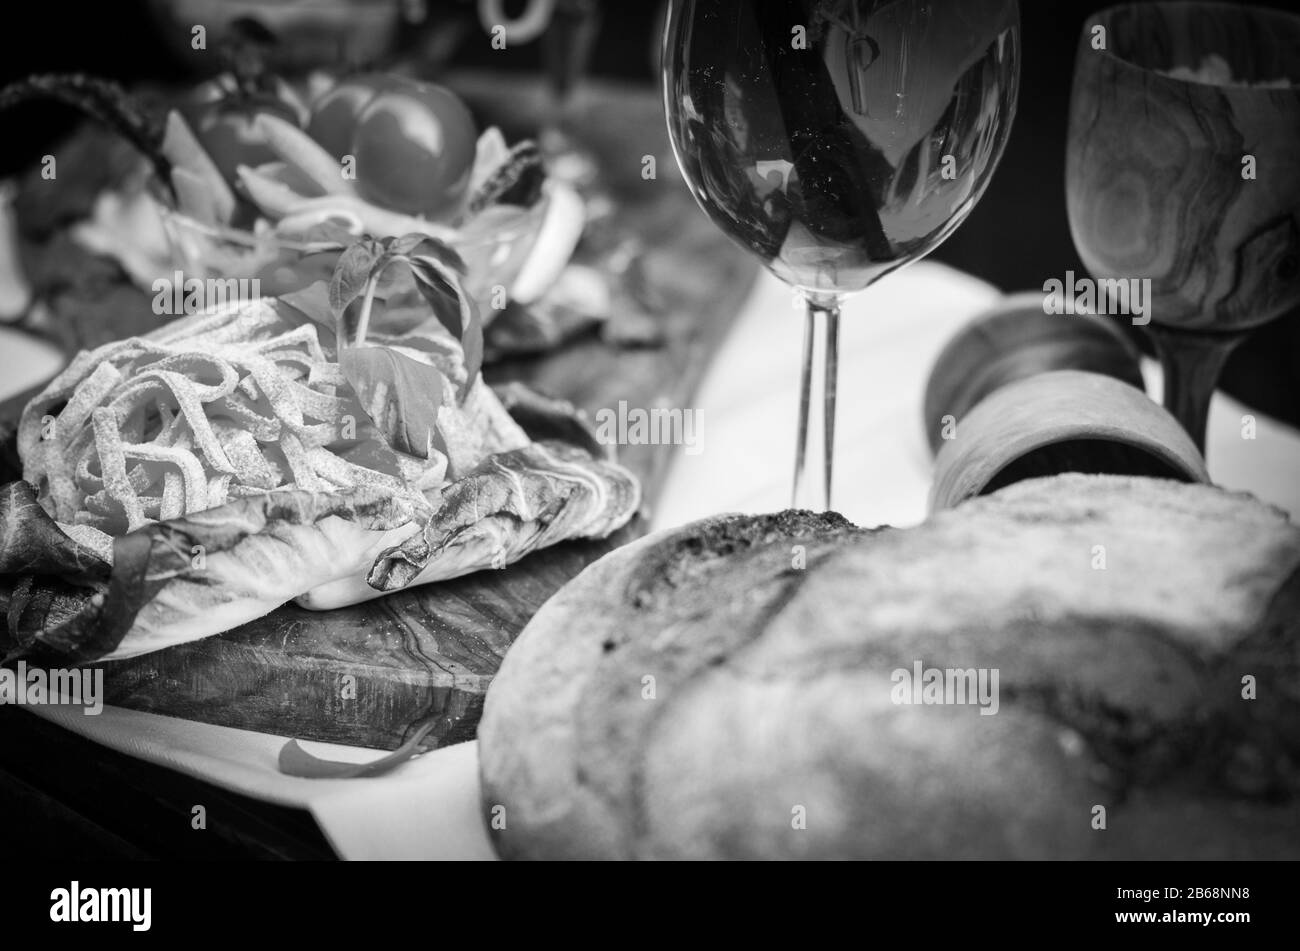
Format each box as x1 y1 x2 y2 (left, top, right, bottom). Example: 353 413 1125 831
19 299 445 549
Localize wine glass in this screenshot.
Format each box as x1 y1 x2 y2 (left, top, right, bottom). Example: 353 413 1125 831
1066 2 1300 454
663 0 1020 511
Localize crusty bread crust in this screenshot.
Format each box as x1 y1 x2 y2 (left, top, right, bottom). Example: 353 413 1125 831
478 475 1300 859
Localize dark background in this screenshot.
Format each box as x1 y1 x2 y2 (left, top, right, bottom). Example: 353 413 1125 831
0 0 1295 423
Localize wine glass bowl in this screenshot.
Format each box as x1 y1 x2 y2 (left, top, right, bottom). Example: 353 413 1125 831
1066 2 1300 449
666 0 1019 298
663 0 1020 509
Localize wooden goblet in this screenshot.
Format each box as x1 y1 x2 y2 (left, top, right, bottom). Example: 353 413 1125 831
1066 2 1300 452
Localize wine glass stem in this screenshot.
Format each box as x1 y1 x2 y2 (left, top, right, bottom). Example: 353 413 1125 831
793 294 841 512
1148 325 1245 456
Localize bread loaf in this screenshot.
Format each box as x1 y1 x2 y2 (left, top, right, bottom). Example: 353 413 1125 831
477 475 1300 859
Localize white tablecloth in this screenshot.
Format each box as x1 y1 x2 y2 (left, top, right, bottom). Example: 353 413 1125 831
7 261 1300 859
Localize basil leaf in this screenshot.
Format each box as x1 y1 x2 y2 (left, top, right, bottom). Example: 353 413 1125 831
458 305 483 397
389 234 467 274
328 238 385 318
406 259 463 337
337 345 446 459
276 281 337 337
408 255 483 395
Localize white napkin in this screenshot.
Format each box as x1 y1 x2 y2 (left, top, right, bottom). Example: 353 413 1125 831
654 261 1004 530
9 260 1300 860
26 701 494 861
1146 361 1300 519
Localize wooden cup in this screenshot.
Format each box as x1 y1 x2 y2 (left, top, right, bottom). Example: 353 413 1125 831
929 369 1209 512
923 291 1145 454
1066 2 1300 449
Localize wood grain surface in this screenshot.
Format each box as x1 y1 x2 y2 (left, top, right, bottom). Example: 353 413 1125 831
1066 2 1300 335
922 291 1145 455
928 370 1208 511
1065 3 1300 449
3 75 758 751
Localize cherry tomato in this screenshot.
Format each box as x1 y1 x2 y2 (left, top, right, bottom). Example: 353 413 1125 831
304 74 392 161
350 78 478 220
305 75 477 218
189 93 302 187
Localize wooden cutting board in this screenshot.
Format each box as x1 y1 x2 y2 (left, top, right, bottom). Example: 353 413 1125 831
3 75 757 751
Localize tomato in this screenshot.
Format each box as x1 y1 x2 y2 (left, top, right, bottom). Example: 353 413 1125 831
189 93 303 187
307 76 478 220
304 74 392 161
352 79 477 220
